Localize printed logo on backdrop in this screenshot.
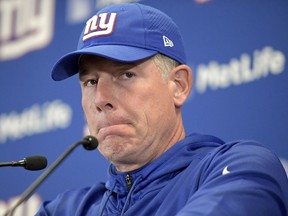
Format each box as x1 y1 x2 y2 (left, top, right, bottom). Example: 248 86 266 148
0 194 41 216
0 0 55 61
196 46 286 94
194 0 213 4
0 100 72 144
67 0 138 24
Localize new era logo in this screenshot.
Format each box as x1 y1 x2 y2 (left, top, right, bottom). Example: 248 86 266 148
163 35 174 47
83 13 117 41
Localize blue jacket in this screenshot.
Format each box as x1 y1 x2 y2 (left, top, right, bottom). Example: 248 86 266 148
37 133 288 215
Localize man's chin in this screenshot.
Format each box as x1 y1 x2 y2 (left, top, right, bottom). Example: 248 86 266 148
99 140 127 158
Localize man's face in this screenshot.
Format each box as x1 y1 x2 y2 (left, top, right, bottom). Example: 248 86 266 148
79 55 181 172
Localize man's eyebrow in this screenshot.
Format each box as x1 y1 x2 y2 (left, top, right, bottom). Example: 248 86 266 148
78 60 140 77
78 68 89 81
78 67 88 76
113 61 139 70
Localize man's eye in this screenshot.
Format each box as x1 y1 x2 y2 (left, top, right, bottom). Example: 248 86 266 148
84 79 97 87
121 72 135 79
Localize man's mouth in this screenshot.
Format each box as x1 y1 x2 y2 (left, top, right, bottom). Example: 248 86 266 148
97 123 131 141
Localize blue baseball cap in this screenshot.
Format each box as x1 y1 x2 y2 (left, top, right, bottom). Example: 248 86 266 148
51 3 186 81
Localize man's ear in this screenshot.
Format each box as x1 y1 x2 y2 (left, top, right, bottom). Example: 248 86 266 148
169 64 193 108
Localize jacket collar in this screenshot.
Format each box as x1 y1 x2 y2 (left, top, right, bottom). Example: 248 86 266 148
105 133 224 195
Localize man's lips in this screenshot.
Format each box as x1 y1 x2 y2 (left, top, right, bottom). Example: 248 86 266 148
97 123 131 141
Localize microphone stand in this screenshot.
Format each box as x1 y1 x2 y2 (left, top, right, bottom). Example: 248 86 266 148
0 161 19 167
4 136 98 216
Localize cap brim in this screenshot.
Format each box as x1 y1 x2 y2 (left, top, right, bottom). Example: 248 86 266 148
51 45 158 81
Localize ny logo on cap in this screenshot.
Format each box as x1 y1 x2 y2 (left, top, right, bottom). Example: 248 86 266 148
83 13 117 41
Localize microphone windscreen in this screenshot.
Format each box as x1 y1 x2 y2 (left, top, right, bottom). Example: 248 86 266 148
24 156 48 171
82 136 98 150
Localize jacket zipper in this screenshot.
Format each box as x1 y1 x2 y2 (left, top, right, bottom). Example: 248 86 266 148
125 173 133 191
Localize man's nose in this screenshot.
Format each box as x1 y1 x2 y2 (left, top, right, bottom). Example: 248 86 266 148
93 78 116 112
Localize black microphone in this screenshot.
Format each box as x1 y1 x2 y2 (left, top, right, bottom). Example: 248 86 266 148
0 156 47 171
5 135 98 216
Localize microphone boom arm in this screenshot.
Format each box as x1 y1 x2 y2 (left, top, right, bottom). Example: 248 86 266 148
0 161 18 167
5 136 98 216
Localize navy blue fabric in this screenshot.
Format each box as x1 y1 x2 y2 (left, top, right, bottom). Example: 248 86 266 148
36 133 288 216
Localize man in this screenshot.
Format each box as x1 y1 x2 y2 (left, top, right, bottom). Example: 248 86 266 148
37 3 288 216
